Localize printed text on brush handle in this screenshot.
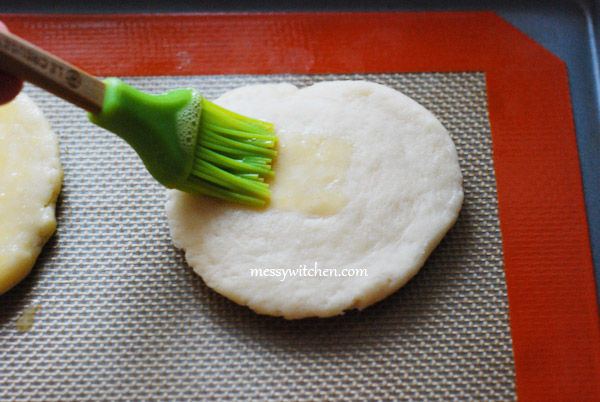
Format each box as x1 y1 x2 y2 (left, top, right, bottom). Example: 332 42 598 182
0 30 104 113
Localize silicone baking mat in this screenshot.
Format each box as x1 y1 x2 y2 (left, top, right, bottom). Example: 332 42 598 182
1 12 599 400
1 72 514 400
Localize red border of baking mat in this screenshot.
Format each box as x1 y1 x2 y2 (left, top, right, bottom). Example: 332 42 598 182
3 11 599 400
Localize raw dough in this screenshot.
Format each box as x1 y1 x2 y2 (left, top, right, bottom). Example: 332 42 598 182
167 81 463 319
0 93 62 295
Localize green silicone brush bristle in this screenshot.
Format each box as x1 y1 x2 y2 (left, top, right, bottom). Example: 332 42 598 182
88 78 277 207
184 99 277 207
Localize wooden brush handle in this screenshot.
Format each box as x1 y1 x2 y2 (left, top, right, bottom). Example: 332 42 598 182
0 30 105 114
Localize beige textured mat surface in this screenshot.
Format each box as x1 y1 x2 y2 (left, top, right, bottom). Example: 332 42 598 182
0 73 515 400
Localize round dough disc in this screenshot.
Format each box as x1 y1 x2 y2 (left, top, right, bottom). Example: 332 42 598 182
0 93 62 295
167 81 463 319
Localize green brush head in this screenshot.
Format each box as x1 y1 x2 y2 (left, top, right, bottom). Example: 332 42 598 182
88 78 277 207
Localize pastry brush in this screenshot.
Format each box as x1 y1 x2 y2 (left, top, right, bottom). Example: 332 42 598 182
0 30 277 207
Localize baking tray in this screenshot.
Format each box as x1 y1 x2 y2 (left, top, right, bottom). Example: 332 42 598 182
1 4 599 401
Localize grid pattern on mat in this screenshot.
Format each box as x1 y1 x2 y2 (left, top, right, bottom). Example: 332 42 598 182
0 72 515 400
